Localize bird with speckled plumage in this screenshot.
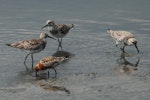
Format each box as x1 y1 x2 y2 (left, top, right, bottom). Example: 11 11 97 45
42 20 74 49
35 56 68 77
6 33 56 69
107 29 139 53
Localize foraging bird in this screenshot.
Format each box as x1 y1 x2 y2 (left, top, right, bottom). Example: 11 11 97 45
6 33 56 69
35 56 68 77
107 29 139 53
42 20 74 49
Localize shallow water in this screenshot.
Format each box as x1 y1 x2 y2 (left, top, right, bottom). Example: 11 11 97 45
0 0 150 100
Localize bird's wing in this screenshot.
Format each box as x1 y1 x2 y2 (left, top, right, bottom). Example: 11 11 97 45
118 31 135 38
24 39 45 50
112 31 133 41
111 31 123 41
13 38 45 50
40 56 65 67
56 24 72 34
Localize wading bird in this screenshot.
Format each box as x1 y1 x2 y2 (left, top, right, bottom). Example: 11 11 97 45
35 56 68 78
107 29 139 53
42 20 74 49
6 33 56 69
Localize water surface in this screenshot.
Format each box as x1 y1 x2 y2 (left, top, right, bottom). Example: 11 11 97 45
0 0 150 100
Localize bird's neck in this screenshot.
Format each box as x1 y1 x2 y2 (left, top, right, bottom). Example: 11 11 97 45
48 26 51 31
48 25 56 31
39 37 47 43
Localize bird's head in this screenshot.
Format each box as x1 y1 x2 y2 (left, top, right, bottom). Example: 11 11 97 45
107 29 112 33
34 62 45 72
42 20 55 29
127 38 137 45
128 38 139 53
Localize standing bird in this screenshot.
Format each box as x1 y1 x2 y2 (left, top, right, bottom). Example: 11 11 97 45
107 29 139 53
35 56 68 77
6 33 56 69
42 20 74 49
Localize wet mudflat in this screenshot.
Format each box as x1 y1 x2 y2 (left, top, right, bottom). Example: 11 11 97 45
0 0 150 100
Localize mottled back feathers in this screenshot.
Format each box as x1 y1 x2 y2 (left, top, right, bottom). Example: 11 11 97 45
35 56 68 71
6 38 46 51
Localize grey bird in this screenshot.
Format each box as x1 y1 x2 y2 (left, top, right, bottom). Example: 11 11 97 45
107 29 139 53
42 20 74 49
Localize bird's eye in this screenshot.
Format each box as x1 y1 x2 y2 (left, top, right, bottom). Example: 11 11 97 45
50 22 53 25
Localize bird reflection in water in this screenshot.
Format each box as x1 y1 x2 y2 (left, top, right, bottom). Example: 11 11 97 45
115 53 140 74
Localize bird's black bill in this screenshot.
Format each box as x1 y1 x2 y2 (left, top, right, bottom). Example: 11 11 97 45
134 43 139 53
41 24 48 30
47 35 56 40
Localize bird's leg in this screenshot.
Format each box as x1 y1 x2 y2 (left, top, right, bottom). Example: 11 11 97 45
59 38 63 49
47 70 50 78
58 38 61 47
57 38 60 45
24 53 31 70
60 38 62 46
35 71 38 77
57 38 63 50
116 44 118 47
31 54 34 70
120 43 126 53
57 38 61 51
120 46 125 53
115 42 124 52
53 68 57 77
116 44 123 52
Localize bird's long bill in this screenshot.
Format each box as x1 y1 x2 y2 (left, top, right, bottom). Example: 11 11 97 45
41 24 48 29
134 43 140 53
47 35 56 40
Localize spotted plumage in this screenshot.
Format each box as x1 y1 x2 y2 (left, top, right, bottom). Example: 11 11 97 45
107 29 139 53
35 56 68 77
7 38 46 52
6 33 56 69
42 20 74 49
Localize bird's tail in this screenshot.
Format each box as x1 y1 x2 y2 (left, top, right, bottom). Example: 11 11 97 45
5 44 11 46
68 24 74 29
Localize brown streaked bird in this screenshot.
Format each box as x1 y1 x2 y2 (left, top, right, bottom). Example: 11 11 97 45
6 33 56 69
35 56 68 77
42 20 74 49
107 29 139 53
